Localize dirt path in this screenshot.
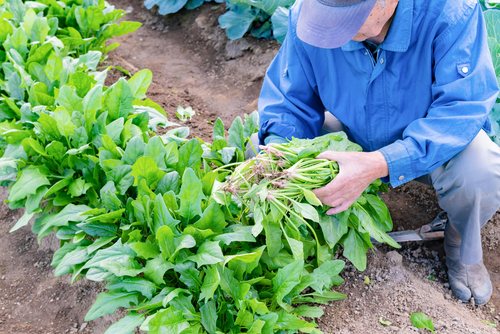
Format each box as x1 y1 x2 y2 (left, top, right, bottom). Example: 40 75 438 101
1 0 500 333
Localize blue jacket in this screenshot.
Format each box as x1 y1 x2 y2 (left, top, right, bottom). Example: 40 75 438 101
258 0 499 187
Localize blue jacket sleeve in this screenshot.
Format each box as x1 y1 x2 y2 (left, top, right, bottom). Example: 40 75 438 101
258 9 325 145
379 2 499 187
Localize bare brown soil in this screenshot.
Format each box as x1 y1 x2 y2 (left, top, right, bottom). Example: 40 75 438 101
1 1 500 333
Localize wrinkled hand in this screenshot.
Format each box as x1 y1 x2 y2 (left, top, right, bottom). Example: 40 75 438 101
312 151 389 215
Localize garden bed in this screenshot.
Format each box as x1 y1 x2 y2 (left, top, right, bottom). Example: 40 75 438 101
0 1 499 333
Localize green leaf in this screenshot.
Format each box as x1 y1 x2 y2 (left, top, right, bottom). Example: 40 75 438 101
379 317 392 327
303 188 322 206
0 20 14 44
145 136 166 168
292 201 319 222
201 300 217 334
83 239 136 270
342 229 369 271
243 111 259 138
227 116 245 150
104 312 145 334
51 240 89 268
275 309 316 330
223 246 265 277
272 260 303 310
30 17 50 43
107 165 134 195
355 205 399 248
22 137 48 157
132 105 178 132
86 6 104 31
235 309 253 327
55 246 91 276
106 77 135 120
153 194 180 233
193 202 227 233
218 266 250 303
77 221 118 237
37 112 61 139
247 298 269 315
83 84 102 123
130 156 166 189
259 313 279 334
178 168 205 222
128 69 153 99
85 291 140 321
56 86 84 112
44 52 63 81
122 136 145 165
214 229 256 245
106 277 158 299
309 260 345 292
410 313 435 334
100 257 144 277
102 21 142 39
175 261 202 290
199 265 220 302
177 138 203 175
71 72 96 98
364 193 392 230
8 166 50 203
134 288 172 311
262 219 282 258
144 255 175 285
164 141 179 168
213 118 225 140
106 118 124 145
87 236 117 254
130 241 160 259
148 306 190 334
54 107 76 137
9 210 35 233
26 184 48 214
318 211 348 248
188 240 225 267
4 27 28 56
44 171 75 198
292 305 324 318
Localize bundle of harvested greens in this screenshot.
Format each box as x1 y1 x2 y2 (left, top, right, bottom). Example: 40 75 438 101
218 133 400 271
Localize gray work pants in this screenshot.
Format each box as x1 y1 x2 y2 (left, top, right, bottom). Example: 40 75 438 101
250 113 500 265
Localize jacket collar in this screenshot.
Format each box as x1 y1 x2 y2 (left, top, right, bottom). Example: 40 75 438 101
341 0 413 52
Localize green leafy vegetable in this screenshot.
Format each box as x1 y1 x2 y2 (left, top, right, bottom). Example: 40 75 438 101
410 313 436 334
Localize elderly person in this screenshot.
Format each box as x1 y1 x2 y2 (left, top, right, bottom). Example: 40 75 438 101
257 0 500 305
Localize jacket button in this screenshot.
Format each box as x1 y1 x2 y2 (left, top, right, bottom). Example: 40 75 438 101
462 66 469 74
398 175 404 181
380 58 384 64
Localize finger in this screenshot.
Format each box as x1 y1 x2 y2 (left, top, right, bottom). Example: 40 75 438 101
313 181 343 198
316 151 341 161
313 173 348 197
326 201 351 215
323 197 345 209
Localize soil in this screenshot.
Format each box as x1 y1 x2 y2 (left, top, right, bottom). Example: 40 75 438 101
1 0 500 333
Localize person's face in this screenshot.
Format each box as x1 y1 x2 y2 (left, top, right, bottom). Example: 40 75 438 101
352 0 399 42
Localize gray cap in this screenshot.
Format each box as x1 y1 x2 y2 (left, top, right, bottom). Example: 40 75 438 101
297 0 378 49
